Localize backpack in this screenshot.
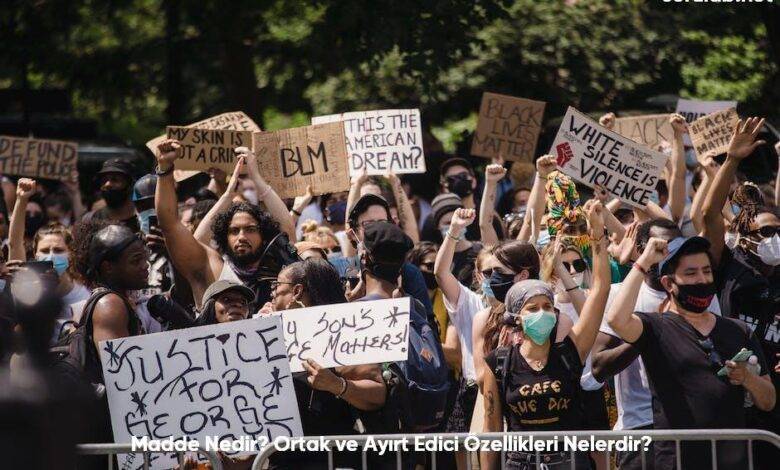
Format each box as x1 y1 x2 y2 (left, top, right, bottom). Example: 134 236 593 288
50 287 140 390
376 297 451 433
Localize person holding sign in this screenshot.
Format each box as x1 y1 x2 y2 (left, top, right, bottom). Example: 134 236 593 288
481 201 611 470
154 139 298 313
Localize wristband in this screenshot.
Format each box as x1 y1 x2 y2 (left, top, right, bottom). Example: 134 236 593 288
336 377 348 399
634 263 648 275
155 164 174 177
291 208 302 217
446 230 463 241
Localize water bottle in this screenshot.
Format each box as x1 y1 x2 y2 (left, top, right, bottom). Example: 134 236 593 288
744 355 760 407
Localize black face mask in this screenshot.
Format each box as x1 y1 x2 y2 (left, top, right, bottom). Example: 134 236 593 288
671 281 715 313
102 187 130 208
25 213 46 237
488 271 515 303
446 174 473 198
421 270 438 290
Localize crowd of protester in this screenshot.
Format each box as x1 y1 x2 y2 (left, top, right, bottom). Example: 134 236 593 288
0 112 779 470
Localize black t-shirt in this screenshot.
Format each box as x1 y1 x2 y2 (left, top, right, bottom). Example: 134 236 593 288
486 335 585 432
87 207 140 233
631 311 769 469
716 248 779 383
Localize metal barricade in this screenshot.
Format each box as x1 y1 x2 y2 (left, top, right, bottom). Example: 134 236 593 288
250 429 780 470
76 443 223 470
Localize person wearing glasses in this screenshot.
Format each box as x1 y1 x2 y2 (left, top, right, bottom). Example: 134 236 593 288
607 235 775 470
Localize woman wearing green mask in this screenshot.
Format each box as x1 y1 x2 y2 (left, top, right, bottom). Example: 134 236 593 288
480 200 611 470
8 178 90 343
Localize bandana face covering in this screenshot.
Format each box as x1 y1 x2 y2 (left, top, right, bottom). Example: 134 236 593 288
488 271 515 303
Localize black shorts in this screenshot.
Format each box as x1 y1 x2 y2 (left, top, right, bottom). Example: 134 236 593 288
581 387 610 430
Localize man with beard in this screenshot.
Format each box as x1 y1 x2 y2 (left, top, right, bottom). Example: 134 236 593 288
85 158 139 232
153 139 299 313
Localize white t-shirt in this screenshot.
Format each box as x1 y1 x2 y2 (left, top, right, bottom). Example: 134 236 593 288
556 299 602 391
600 281 721 430
51 283 91 343
442 283 487 382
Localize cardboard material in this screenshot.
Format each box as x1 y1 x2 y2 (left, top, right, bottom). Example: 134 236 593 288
275 297 411 373
166 127 252 173
252 122 350 199
613 114 674 149
689 107 739 160
549 107 669 208
100 315 302 470
312 109 425 175
471 92 546 162
675 99 737 146
0 135 78 182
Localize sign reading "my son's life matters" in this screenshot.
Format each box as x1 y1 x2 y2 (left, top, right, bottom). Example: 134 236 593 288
550 107 669 208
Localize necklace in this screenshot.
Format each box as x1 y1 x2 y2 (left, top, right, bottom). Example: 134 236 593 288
528 358 546 370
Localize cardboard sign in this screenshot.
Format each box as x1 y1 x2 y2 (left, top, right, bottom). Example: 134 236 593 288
252 122 350 199
471 92 546 162
165 127 252 173
549 107 668 208
613 114 674 148
675 99 737 146
275 297 411 373
0 135 78 182
312 109 424 175
146 111 260 155
689 107 739 160
100 315 302 470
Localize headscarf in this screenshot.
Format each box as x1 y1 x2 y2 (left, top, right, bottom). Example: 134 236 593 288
545 171 583 237
504 279 555 315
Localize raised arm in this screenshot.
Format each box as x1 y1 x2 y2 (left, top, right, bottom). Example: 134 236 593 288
702 117 765 265
607 237 668 343
289 185 314 236
690 158 718 234
63 178 86 220
775 142 780 207
479 162 505 247
8 178 36 261
667 114 688 223
517 155 556 242
343 170 369 258
154 139 215 295
569 201 611 360
387 173 419 244
434 208 475 306
551 235 586 313
193 158 243 245
242 146 296 241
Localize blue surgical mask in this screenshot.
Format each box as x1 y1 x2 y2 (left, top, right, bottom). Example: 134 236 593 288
137 208 155 234
731 204 741 216
521 309 557 345
648 190 660 206
37 253 69 276
0 278 5 292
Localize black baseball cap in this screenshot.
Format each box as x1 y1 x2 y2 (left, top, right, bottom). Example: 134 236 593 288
347 193 391 229
98 158 134 177
440 157 473 177
202 280 254 306
363 221 413 265
658 236 711 276
87 225 141 276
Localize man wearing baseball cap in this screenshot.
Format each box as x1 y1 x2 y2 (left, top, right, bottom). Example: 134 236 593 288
85 158 138 232
607 236 775 469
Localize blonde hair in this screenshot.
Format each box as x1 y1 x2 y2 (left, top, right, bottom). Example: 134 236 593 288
301 220 339 251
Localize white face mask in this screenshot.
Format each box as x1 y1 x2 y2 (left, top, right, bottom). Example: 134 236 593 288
756 234 780 266
572 272 585 288
243 189 259 205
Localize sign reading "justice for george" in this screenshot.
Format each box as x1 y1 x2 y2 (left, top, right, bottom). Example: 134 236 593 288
550 107 669 208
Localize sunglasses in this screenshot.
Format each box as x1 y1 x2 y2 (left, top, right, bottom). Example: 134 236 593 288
697 337 724 371
747 226 780 239
563 259 587 274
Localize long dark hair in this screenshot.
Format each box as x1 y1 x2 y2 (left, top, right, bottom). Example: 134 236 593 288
284 259 346 307
730 182 766 236
212 202 280 255
482 240 540 355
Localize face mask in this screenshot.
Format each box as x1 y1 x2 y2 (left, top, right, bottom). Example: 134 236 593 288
731 204 741 216
671 281 715 314
648 190 660 206
137 208 155 234
536 229 551 250
25 213 46 237
521 309 557 345
571 272 585 288
685 148 698 168
37 253 69 276
421 270 437 290
101 187 130 208
481 278 495 298
488 271 515 303
756 234 780 266
242 189 259 205
725 231 738 250
446 174 473 198
326 200 347 226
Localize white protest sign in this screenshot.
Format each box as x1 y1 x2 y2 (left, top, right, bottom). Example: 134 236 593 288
312 109 425 175
276 297 411 373
100 315 302 470
675 98 737 146
550 107 668 208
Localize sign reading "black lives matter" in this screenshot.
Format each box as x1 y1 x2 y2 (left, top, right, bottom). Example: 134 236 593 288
550 107 669 208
